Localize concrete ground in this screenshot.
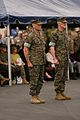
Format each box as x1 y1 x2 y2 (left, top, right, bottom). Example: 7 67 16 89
0 80 80 120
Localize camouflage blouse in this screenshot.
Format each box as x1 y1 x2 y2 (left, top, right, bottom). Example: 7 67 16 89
24 31 46 65
50 29 69 61
74 36 80 53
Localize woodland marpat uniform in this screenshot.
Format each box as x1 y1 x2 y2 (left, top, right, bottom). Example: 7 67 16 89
24 31 46 96
50 29 69 93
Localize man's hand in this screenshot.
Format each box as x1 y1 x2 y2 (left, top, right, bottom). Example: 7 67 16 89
27 61 33 67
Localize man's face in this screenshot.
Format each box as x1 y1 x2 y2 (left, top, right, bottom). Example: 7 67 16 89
58 21 66 30
32 23 42 31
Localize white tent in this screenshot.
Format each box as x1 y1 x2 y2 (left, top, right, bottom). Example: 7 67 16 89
0 0 80 86
0 0 80 23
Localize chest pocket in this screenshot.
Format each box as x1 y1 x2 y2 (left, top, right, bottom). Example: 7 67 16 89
32 35 45 48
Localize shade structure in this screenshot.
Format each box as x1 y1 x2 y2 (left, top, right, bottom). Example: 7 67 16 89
0 0 80 24
0 0 80 86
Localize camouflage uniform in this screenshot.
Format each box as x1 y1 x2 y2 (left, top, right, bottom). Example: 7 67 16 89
74 36 80 53
68 37 74 54
24 31 46 96
50 29 69 94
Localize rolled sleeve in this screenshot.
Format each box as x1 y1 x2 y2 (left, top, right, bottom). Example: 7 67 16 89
24 34 33 48
49 42 55 47
24 42 31 48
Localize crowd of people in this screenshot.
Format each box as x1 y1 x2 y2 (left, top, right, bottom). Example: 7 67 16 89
0 17 80 103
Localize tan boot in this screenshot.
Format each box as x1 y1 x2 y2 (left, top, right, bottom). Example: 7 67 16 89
61 92 71 100
31 96 41 104
36 96 45 103
55 93 66 100
23 79 29 85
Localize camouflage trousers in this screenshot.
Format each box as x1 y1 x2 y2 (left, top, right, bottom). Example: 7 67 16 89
54 60 68 94
29 65 45 96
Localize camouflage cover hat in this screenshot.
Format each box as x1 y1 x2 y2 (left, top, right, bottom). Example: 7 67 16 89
31 19 41 24
57 17 67 23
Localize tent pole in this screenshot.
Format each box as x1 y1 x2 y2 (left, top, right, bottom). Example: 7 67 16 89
7 15 12 86
66 22 70 81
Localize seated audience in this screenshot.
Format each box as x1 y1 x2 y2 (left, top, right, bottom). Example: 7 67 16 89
46 46 55 81
11 45 29 84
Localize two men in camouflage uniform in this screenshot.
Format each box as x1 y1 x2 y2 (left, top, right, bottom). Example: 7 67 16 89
24 19 46 104
50 17 71 100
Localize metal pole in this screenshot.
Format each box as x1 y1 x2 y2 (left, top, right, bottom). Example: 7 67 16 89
7 16 12 86
66 22 68 34
66 22 70 80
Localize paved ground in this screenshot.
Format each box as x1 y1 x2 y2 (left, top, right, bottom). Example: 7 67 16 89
0 80 80 120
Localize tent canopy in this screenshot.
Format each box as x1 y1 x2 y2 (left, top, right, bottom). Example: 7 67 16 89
1 0 80 86
0 0 80 24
